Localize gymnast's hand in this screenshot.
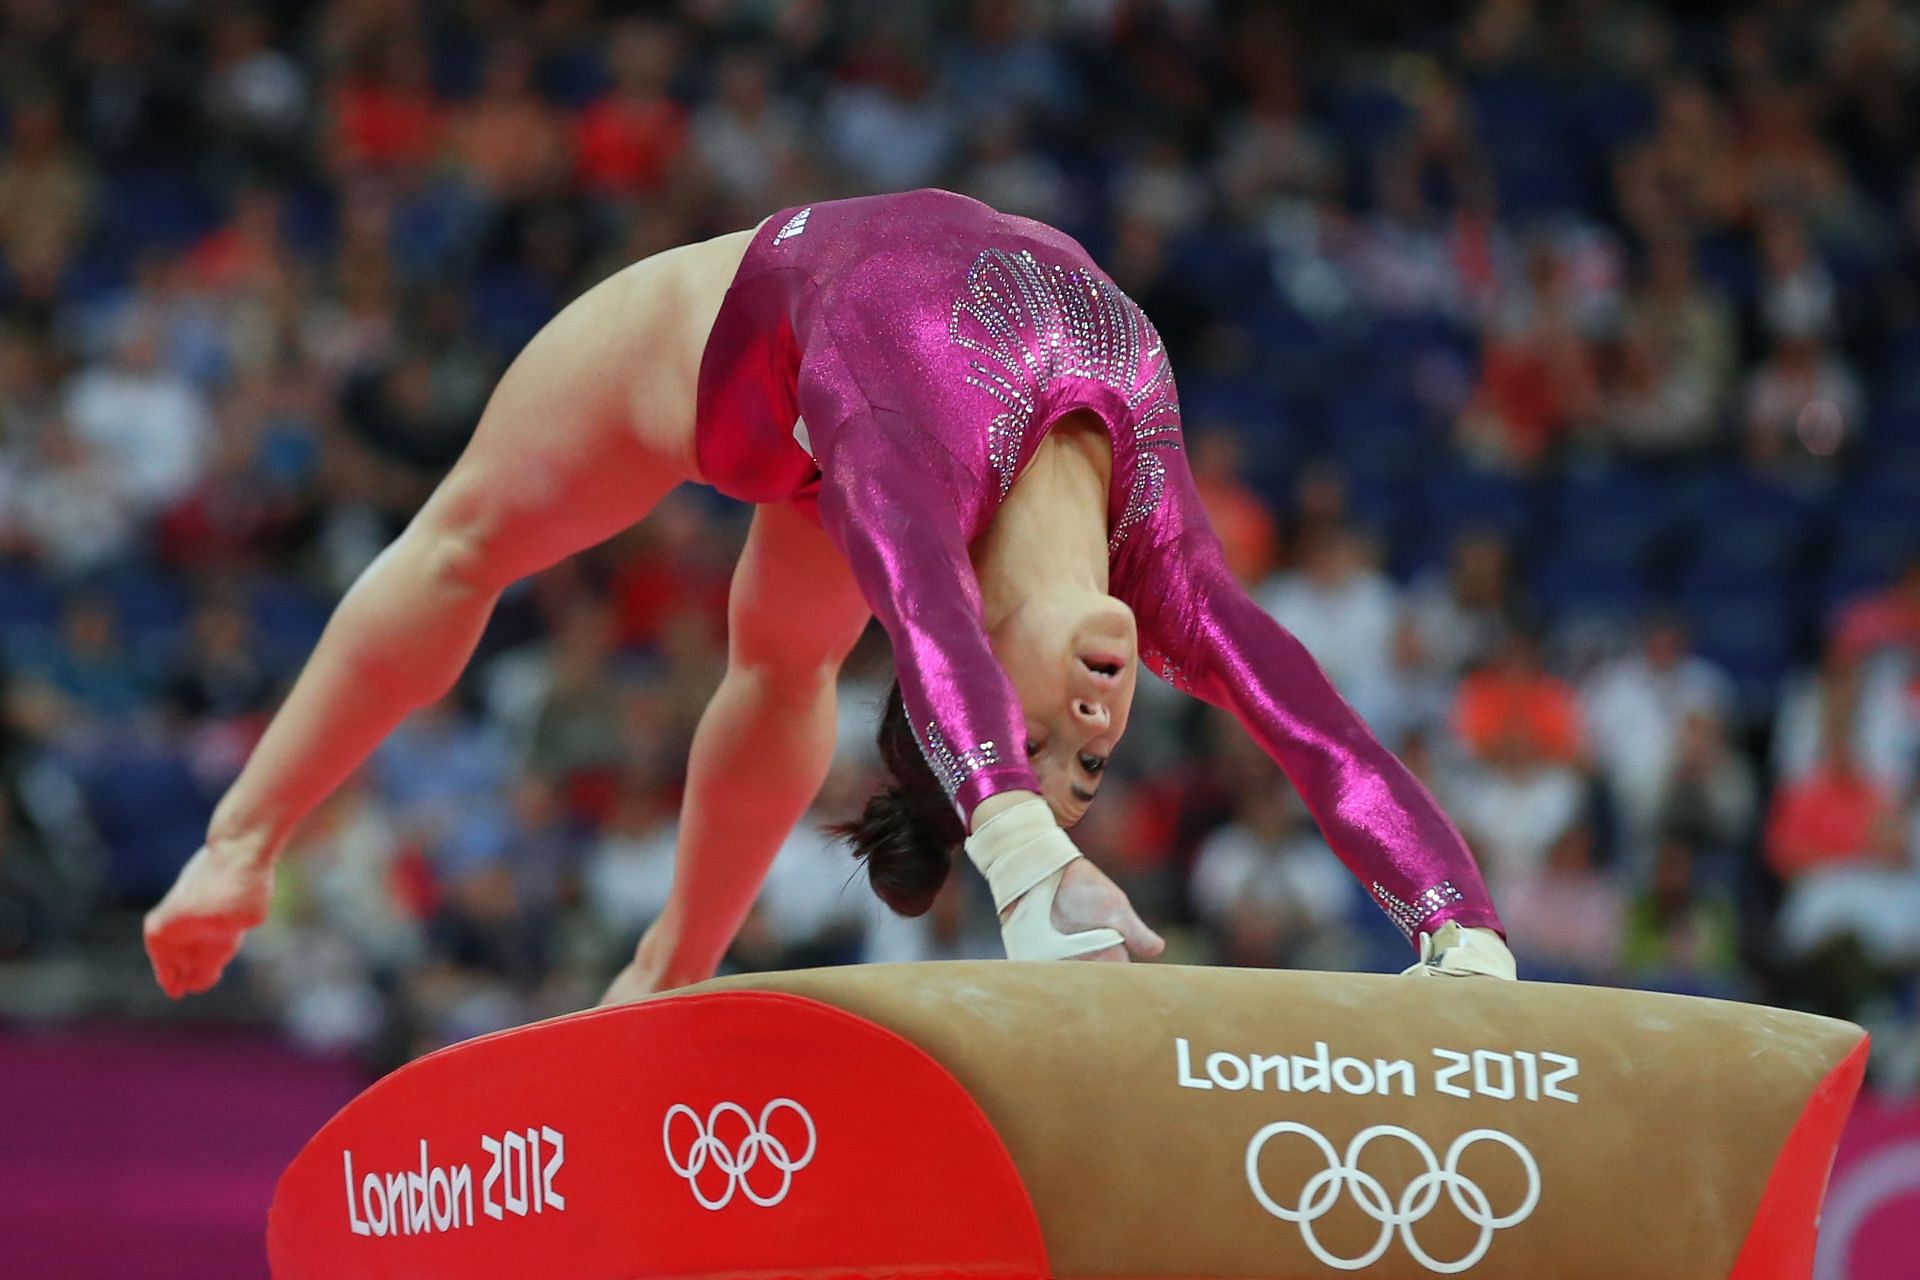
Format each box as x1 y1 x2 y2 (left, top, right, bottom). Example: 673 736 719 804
1028 857 1165 963
968 796 1163 962
143 839 276 998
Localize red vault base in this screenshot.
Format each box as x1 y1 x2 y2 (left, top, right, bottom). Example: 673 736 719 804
268 991 1047 1279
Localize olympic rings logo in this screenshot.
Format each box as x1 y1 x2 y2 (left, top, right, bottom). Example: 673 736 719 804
662 1099 817 1210
1245 1122 1540 1274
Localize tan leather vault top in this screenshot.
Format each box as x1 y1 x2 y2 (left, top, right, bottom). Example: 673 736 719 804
691 962 1864 1280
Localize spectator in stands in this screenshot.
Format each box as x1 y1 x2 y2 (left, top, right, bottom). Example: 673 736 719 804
1766 715 1898 881
1453 625 1585 765
1255 524 1398 728
1743 334 1862 469
1583 617 1735 862
1216 24 1338 223
938 0 1079 133
1622 837 1743 996
372 700 514 855
1774 644 1916 791
1832 556 1920 664
1457 242 1601 469
1603 320 1722 458
62 322 211 516
257 782 421 978
447 40 572 208
167 597 275 725
10 419 136 578
744 755 878 971
1445 726 1586 887
583 766 680 948
1615 78 1740 235
1190 781 1356 970
954 109 1068 226
201 10 308 160
1656 708 1759 864
323 36 442 178
1621 235 1736 440
1189 430 1277 586
691 48 806 210
823 32 956 193
523 602 624 794
574 20 688 200
1776 786 1920 987
1498 821 1624 983
1372 615 1457 751
0 90 94 301
20 595 149 726
1404 529 1514 679
1755 212 1840 343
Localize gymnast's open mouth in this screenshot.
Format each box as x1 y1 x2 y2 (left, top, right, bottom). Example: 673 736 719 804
1079 654 1125 683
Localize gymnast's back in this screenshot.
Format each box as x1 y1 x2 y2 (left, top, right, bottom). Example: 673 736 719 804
693 188 1185 548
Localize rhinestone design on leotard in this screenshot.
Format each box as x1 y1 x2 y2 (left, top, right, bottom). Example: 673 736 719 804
1372 879 1468 940
949 249 1182 550
920 720 1000 800
1143 648 1190 691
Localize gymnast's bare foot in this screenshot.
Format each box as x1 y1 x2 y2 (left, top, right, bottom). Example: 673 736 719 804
599 960 660 1006
1037 857 1165 963
600 915 710 1006
144 839 276 998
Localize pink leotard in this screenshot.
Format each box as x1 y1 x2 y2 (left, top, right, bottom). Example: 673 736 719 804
695 190 1500 943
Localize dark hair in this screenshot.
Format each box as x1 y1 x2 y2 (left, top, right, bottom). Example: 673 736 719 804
828 681 965 917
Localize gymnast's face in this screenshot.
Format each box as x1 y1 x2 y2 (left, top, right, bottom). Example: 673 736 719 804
988 591 1139 827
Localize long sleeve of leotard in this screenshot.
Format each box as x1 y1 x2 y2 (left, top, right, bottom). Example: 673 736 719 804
1114 448 1503 945
811 406 1041 820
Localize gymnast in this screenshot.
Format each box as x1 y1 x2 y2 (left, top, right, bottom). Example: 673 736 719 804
143 189 1514 1004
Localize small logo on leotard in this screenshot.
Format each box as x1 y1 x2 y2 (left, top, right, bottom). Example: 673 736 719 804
772 208 811 245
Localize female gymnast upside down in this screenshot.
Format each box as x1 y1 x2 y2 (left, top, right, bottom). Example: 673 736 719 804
144 189 1514 1003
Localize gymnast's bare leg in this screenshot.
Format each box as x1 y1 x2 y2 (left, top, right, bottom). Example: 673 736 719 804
141 232 748 998
603 499 871 1002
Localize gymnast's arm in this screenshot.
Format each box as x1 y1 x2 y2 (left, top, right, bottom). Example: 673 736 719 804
812 411 1044 822
144 279 684 998
1118 451 1505 950
809 411 1160 960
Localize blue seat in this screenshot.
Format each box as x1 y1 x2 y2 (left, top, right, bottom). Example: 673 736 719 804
1325 386 1427 481
1420 465 1535 539
1341 472 1407 548
1681 580 1798 721
1325 84 1411 159
1551 469 1675 570
1684 472 1816 576
1366 312 1476 366
1531 557 1647 625
247 578 331 671
0 562 61 650
1816 560 1901 621
101 167 218 249
471 268 562 358
108 567 192 651
1829 478 1919 578
1179 375 1283 431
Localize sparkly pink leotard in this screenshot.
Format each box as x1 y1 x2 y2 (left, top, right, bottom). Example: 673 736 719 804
695 190 1500 943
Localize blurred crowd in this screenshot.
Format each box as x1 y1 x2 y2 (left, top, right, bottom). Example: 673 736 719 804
1 0 1918 1087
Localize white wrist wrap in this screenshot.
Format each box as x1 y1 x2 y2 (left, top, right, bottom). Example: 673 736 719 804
1401 922 1518 980
964 797 1123 961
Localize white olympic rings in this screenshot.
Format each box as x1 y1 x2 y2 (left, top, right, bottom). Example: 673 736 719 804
662 1098 817 1210
1245 1121 1540 1274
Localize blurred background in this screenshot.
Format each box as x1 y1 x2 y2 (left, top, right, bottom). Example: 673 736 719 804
2 0 1918 1274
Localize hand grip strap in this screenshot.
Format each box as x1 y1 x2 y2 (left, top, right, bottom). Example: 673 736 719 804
965 798 1125 960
